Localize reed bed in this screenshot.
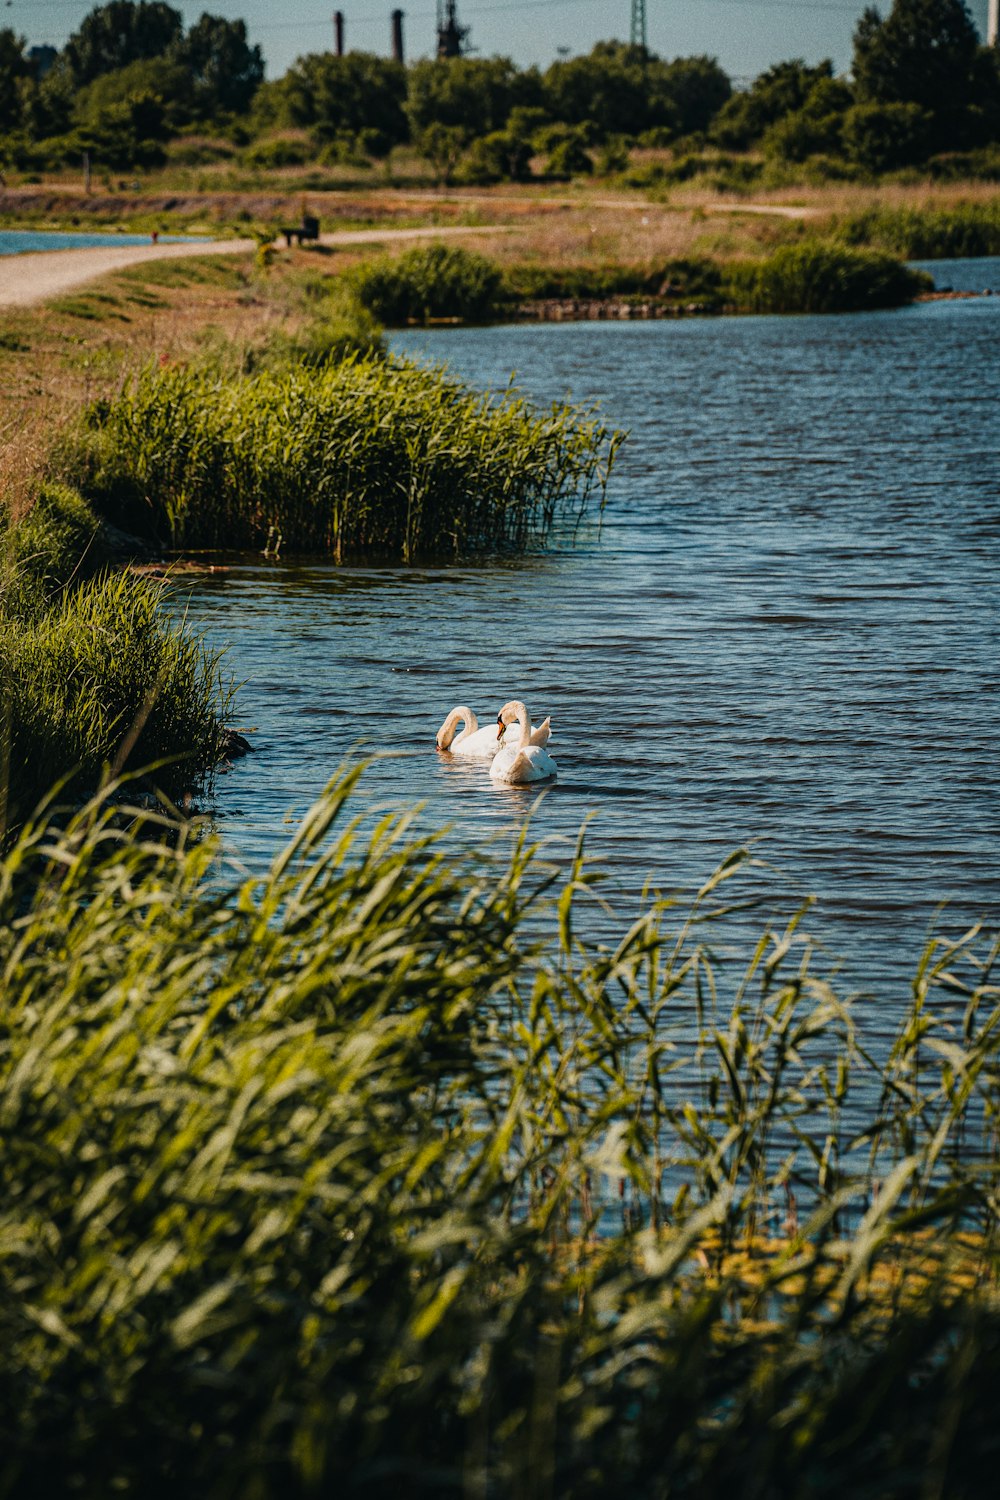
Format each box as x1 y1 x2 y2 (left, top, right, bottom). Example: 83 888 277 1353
348 242 507 325
70 356 621 560
727 242 932 314
1 769 999 1497
0 485 230 829
827 199 1000 258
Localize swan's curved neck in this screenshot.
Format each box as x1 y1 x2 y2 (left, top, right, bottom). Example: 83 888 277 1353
449 706 478 746
509 702 531 751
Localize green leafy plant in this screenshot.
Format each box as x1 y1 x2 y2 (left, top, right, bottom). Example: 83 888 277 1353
69 355 621 560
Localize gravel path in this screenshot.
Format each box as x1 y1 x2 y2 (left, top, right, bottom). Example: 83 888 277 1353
0 224 517 308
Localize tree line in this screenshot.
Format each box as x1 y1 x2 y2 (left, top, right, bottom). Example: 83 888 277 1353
0 0 997 178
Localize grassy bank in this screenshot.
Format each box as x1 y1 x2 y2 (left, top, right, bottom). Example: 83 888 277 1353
1 770 998 1496
66 355 621 560
349 240 931 322
0 483 230 830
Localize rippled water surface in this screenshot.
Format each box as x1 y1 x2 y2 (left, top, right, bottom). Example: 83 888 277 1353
179 286 1000 1018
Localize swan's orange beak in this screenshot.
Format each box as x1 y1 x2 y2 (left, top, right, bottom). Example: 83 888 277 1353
496 718 505 741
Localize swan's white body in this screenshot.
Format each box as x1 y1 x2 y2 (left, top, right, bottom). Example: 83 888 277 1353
490 700 557 784
437 705 551 759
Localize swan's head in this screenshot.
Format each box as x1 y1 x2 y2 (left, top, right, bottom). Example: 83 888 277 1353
496 700 528 741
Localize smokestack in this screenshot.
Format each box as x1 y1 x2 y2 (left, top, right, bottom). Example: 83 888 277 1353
334 10 344 55
391 8 405 63
989 0 998 46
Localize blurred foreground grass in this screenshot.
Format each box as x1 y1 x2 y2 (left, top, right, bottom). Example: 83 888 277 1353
1 767 998 1496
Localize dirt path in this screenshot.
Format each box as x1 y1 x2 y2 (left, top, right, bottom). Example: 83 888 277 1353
0 224 518 308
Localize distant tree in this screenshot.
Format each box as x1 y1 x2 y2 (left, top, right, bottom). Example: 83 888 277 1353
852 0 980 148
173 15 263 119
408 57 540 140
18 59 76 139
74 56 190 137
64 2 183 86
269 52 407 154
0 29 31 130
416 121 468 184
711 59 835 149
659 55 731 137
542 42 663 139
842 100 933 170
763 76 853 161
967 44 1000 145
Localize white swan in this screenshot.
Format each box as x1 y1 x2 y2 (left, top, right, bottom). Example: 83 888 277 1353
436 705 552 759
490 700 557 784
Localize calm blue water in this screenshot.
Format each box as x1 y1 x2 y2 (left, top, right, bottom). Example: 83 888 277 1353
177 281 1000 1034
910 255 1000 294
0 229 209 255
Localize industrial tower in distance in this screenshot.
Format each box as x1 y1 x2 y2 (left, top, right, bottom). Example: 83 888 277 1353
630 0 647 51
436 0 469 57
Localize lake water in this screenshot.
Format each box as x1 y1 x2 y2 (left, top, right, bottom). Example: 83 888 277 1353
177 276 1000 1039
0 229 209 255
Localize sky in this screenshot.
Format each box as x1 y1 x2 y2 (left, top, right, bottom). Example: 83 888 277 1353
11 0 995 87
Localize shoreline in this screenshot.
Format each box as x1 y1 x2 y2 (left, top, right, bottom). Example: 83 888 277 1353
0 223 518 307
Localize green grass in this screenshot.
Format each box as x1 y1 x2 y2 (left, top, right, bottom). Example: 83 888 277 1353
0 769 998 1496
0 484 230 829
826 200 1000 258
49 291 132 323
67 356 622 560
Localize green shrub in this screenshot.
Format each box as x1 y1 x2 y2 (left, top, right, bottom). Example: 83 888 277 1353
242 134 313 169
1 770 999 1496
455 129 533 184
842 101 933 173
545 136 593 177
349 242 506 325
67 356 621 560
728 242 931 313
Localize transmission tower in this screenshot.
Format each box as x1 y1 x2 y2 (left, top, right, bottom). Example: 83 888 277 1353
436 0 469 57
629 0 647 51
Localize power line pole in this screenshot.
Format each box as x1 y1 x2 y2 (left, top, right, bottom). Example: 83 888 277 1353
630 0 647 51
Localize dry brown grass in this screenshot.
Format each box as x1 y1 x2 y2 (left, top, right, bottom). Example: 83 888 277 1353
0 248 305 498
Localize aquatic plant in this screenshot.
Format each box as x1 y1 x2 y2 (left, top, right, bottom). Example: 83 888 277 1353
0 566 230 831
1 483 229 828
348 242 507 324
71 356 621 560
0 769 998 1496
727 242 931 313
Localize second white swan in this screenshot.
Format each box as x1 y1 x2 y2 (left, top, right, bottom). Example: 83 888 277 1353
490 700 557 784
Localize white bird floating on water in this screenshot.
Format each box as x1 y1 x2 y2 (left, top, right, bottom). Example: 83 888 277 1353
490 700 557 784
436 704 551 759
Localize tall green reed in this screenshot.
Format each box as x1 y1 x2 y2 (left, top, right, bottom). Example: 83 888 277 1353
1 484 230 829
0 568 231 831
1 768 998 1496
828 200 1000 259
67 356 622 560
